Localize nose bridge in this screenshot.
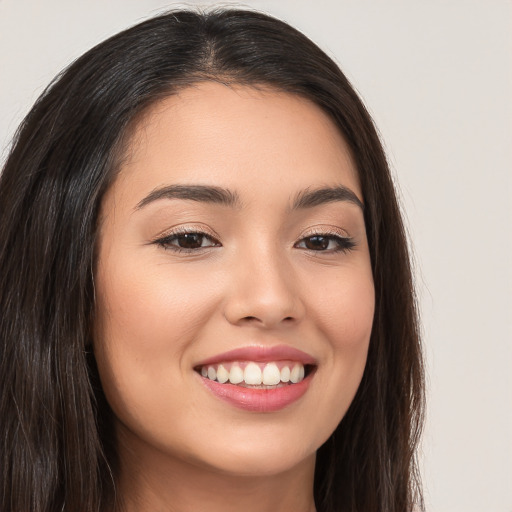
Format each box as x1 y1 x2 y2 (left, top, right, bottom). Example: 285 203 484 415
224 240 304 328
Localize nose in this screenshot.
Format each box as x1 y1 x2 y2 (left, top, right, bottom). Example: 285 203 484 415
223 250 305 329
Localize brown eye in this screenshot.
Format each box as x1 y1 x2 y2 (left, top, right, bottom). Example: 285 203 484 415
295 234 356 253
304 236 329 250
154 231 220 252
175 233 206 249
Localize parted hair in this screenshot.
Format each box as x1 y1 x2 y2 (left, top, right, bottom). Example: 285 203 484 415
0 9 424 512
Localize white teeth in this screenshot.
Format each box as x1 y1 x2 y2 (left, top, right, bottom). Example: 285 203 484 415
216 364 229 384
229 365 244 384
290 364 301 384
244 362 262 385
200 362 307 386
262 362 281 385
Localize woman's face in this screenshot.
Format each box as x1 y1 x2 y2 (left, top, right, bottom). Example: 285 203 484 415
94 82 374 477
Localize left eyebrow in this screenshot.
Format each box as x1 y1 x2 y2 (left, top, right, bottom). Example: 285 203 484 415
291 185 364 211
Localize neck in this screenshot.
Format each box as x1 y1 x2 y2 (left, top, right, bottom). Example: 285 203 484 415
113 429 317 512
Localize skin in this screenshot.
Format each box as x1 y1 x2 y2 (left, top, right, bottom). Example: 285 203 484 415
94 82 375 512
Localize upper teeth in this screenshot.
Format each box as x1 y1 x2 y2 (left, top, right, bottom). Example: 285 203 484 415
200 361 306 386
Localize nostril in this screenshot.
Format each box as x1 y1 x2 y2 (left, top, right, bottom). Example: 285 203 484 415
240 315 295 325
242 316 259 322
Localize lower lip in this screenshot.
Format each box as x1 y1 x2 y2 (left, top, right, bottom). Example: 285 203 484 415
199 374 313 412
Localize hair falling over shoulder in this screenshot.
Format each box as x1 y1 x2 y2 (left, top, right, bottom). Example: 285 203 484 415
0 8 424 512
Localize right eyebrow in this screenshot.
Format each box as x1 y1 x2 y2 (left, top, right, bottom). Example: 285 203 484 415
134 184 242 210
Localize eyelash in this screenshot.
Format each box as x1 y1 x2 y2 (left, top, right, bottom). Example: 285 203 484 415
294 231 356 253
153 228 356 254
153 228 221 254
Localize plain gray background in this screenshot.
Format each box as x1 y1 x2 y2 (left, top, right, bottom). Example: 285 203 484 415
1 1 511 510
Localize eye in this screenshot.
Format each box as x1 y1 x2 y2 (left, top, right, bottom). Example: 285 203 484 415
154 230 220 252
295 234 355 253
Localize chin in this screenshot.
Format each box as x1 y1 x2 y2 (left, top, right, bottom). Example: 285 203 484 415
195 445 316 478
173 421 322 478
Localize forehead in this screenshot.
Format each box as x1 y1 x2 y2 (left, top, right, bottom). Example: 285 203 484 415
109 82 361 208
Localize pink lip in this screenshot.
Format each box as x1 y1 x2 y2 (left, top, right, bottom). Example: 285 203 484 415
198 373 314 412
195 345 317 367
195 345 316 412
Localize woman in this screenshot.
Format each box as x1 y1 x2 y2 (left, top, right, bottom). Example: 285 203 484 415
0 9 424 512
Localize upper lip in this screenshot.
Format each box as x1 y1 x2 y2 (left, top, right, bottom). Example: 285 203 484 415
195 345 317 367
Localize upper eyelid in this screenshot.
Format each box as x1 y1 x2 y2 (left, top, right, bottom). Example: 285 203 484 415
298 225 351 239
151 224 353 244
153 225 219 241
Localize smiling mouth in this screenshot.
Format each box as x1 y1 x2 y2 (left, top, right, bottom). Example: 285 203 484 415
194 361 315 388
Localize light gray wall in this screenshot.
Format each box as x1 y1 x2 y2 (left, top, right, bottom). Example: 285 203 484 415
1 1 511 510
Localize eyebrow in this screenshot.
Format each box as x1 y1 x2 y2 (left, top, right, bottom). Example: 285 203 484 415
291 186 364 211
135 184 241 210
135 183 363 212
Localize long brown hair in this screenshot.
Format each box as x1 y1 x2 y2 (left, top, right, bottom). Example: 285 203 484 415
0 9 424 511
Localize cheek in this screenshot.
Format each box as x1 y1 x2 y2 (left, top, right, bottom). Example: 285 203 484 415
306 265 374 421
95 257 218 352
92 257 220 422
315 265 375 349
